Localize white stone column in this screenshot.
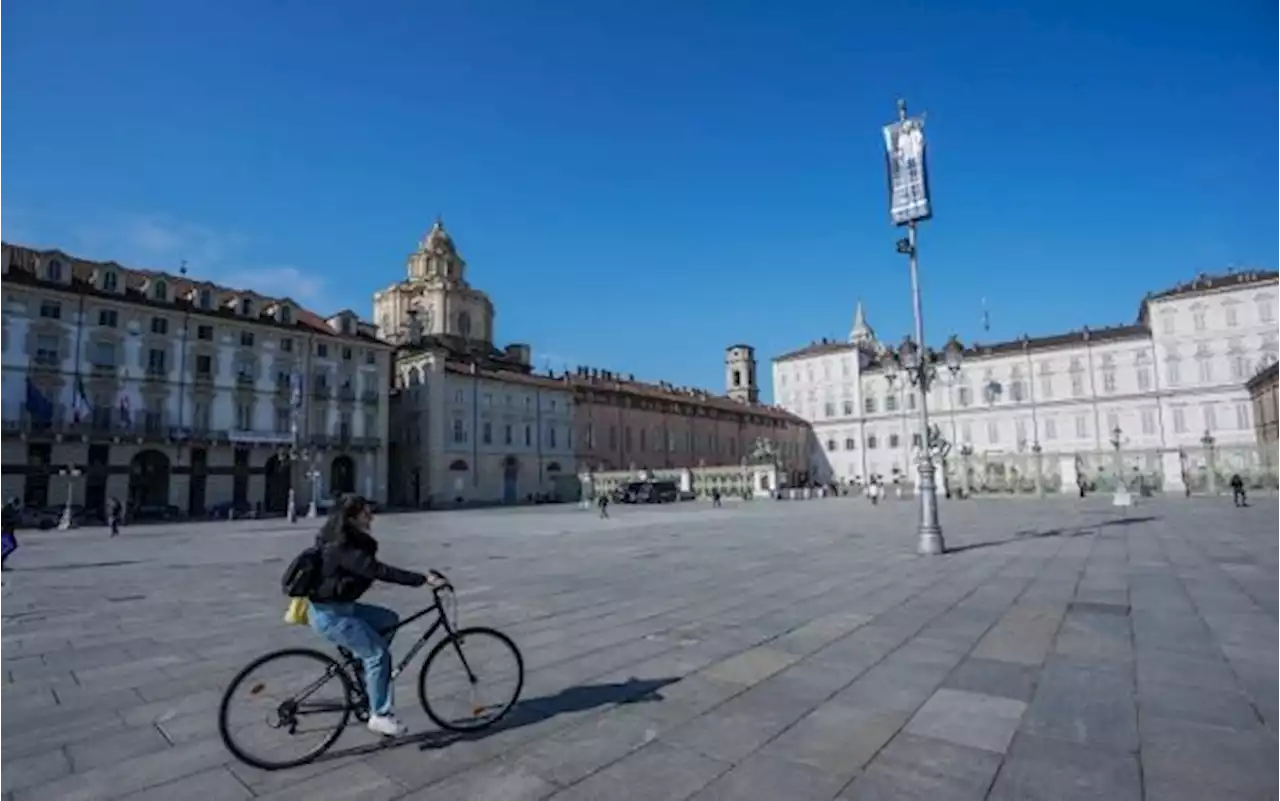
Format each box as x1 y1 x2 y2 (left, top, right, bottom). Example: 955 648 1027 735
1160 450 1187 495
1059 454 1078 495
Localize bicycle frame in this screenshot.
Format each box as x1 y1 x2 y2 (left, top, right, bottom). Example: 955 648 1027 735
379 592 459 681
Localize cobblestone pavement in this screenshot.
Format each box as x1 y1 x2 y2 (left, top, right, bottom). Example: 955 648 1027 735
2 496 1276 801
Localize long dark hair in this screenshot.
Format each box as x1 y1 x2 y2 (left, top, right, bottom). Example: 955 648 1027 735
318 494 372 544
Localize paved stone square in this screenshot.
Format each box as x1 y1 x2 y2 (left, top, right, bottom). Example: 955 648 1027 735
2 496 1276 801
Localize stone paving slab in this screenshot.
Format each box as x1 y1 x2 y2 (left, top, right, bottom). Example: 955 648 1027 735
2 496 1277 800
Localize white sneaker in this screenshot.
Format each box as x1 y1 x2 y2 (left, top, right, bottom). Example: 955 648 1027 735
367 714 407 737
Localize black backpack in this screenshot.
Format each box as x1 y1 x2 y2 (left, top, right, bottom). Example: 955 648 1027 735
281 545 323 598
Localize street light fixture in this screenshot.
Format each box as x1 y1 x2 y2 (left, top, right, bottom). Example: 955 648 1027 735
883 97 947 554
305 459 322 518
942 335 964 374
1110 425 1132 506
57 464 82 530
888 332 964 554
1200 430 1219 495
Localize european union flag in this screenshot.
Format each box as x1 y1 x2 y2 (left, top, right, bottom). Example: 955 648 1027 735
25 378 54 424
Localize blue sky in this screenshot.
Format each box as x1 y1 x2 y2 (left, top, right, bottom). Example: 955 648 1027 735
4 0 1275 400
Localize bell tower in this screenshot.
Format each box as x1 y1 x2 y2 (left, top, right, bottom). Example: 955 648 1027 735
725 344 759 404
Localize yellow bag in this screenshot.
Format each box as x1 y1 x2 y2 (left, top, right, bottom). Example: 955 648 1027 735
283 597 310 626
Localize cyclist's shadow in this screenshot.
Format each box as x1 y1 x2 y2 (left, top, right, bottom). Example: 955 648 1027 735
316 675 678 761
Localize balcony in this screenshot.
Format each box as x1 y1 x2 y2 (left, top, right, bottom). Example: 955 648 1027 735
228 429 292 446
312 385 331 400
361 389 379 405
90 363 118 378
337 386 356 403
275 381 292 398
144 367 168 383
170 426 219 442
31 356 61 374
193 370 215 385
235 374 256 388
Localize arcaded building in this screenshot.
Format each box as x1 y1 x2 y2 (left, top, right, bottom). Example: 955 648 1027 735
1 242 394 514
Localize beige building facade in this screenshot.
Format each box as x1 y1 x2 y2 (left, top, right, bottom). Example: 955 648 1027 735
565 348 811 482
372 219 497 347
390 353 577 506
378 222 577 506
1 242 394 516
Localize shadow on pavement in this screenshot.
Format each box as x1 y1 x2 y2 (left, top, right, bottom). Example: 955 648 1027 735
315 676 679 762
947 515 1159 555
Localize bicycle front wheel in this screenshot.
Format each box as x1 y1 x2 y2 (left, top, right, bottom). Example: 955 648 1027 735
417 627 524 732
218 648 355 770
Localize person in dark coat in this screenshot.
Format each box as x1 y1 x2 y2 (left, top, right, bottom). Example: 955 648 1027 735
1230 473 1247 507
306 495 442 737
107 496 123 537
1 499 19 570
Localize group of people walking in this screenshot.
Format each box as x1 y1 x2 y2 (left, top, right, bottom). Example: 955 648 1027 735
1 496 123 570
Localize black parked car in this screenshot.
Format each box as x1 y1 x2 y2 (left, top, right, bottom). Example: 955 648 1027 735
616 480 680 504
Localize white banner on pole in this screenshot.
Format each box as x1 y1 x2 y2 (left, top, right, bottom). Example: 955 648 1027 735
883 116 932 226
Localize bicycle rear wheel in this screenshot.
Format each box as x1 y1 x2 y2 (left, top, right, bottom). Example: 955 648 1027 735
417 627 524 732
218 648 355 770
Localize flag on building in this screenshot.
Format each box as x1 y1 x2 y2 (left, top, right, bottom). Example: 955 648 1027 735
71 377 91 424
25 378 54 424
291 373 304 409
119 395 132 427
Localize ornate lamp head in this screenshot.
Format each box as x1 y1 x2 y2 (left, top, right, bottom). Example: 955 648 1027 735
943 335 964 373
898 336 920 371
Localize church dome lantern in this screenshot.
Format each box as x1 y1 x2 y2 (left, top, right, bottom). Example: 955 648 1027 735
408 217 466 283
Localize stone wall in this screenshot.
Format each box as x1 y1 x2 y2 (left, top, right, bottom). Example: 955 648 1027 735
579 463 781 502
941 445 1277 497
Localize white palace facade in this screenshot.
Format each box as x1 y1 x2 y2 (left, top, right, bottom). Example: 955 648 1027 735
773 270 1279 491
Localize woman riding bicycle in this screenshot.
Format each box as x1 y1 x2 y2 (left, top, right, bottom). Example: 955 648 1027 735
309 495 443 736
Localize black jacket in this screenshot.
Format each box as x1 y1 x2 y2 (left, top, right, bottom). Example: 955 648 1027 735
310 523 426 603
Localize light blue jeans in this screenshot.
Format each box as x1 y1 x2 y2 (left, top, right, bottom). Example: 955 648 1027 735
308 601 400 716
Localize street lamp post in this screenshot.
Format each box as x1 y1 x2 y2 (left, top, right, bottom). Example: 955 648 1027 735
1032 443 1045 497
57 465 82 530
305 460 322 518
1200 430 1218 495
884 334 964 554
883 97 954 554
1110 425 1131 506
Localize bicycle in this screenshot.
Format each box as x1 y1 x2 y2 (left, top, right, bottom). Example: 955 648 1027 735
217 576 524 771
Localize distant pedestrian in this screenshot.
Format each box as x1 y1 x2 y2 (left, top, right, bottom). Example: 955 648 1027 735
597 493 609 519
107 496 122 537
1077 475 1087 498
2 499 20 570
711 489 721 508
1230 473 1247 507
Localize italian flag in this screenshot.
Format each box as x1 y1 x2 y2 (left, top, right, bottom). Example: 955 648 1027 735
72 377 91 424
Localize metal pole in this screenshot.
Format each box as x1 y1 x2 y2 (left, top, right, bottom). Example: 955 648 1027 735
306 457 319 518
58 467 79 530
906 222 944 554
60 473 73 530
